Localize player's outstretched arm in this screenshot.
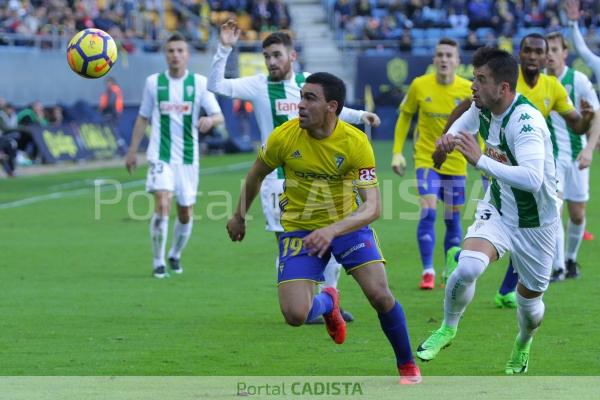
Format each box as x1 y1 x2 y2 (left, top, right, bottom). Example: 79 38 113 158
125 115 148 174
566 0 600 80
219 19 241 48
227 158 273 241
207 20 241 97
304 186 381 257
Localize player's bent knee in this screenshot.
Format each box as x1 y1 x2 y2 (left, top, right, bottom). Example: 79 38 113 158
366 288 395 313
281 309 308 327
456 249 489 282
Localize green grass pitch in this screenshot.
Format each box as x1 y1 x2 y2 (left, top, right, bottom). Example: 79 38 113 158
1 141 599 376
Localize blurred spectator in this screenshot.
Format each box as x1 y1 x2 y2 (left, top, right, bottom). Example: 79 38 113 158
251 0 275 32
467 0 493 30
1 99 34 175
354 0 372 18
16 100 47 162
272 0 291 30
448 6 469 30
334 0 353 31
463 31 483 51
398 30 413 52
491 0 515 36
47 105 64 125
524 0 546 28
98 77 124 124
17 101 47 127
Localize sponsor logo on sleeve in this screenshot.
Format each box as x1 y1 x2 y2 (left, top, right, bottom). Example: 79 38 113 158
358 167 377 182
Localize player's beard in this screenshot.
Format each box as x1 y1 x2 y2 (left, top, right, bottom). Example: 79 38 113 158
522 66 540 82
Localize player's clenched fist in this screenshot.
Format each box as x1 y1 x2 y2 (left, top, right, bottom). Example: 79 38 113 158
227 214 246 241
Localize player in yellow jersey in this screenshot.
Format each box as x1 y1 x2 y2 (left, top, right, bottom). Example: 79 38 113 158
391 38 472 290
226 73 421 384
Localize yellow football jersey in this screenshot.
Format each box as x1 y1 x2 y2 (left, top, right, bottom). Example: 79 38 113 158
259 118 378 232
517 69 574 118
394 73 472 175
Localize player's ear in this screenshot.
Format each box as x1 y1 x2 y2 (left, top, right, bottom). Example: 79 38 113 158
328 100 338 113
289 49 297 62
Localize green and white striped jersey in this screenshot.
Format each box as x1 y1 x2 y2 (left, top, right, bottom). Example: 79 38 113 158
448 95 558 228
208 44 365 145
139 70 221 165
548 66 600 161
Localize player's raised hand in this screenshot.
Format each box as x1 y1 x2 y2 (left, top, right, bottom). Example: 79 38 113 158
565 0 581 21
454 132 482 166
125 152 137 174
197 116 215 134
226 214 246 241
361 112 381 127
304 227 335 258
391 153 406 176
220 19 241 48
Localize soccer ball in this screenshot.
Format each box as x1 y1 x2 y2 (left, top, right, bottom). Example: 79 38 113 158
66 28 118 79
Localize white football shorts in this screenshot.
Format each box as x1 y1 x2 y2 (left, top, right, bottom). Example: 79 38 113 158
465 201 558 292
145 161 199 207
260 173 284 232
556 158 589 202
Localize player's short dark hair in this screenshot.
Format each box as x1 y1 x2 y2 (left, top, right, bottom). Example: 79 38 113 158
167 32 187 43
472 47 518 91
545 31 569 50
438 38 459 48
262 31 293 49
519 33 548 53
305 72 346 115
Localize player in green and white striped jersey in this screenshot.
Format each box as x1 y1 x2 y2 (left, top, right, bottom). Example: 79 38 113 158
417 48 559 375
546 31 600 280
208 20 380 321
567 0 600 243
126 33 224 278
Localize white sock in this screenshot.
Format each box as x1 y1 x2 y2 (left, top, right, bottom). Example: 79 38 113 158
565 219 585 261
422 267 435 276
444 250 489 328
168 219 193 260
322 257 342 289
516 292 545 345
553 220 565 271
150 213 169 268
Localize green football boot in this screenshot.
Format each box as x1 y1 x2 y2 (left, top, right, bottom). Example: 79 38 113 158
494 291 517 308
505 336 532 375
416 324 457 361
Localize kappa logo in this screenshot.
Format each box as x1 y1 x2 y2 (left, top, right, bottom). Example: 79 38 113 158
425 97 432 102
335 155 345 168
544 97 551 109
520 124 534 133
291 150 302 159
455 98 462 105
518 113 532 122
